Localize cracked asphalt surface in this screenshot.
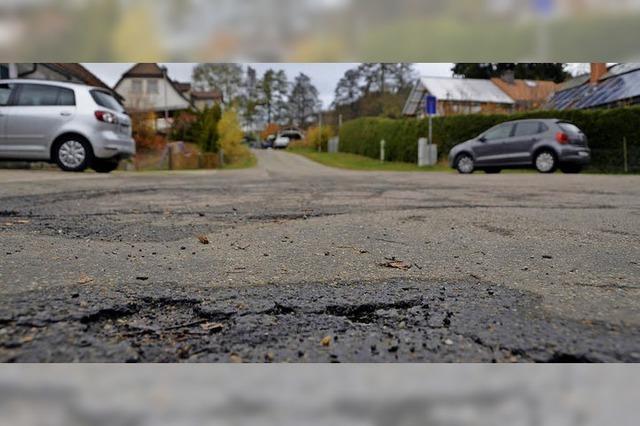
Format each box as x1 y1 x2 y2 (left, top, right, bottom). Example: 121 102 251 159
1 149 639 362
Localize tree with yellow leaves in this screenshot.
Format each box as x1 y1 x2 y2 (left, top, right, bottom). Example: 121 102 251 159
217 109 251 164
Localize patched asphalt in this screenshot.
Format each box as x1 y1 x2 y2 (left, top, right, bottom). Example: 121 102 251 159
1 150 639 362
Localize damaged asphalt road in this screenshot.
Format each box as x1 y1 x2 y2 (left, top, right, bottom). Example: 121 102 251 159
1 150 640 362
1 279 638 362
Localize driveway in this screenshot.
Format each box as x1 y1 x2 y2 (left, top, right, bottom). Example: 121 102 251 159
1 150 639 362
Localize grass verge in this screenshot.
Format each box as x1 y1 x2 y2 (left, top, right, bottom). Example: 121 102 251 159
289 148 451 172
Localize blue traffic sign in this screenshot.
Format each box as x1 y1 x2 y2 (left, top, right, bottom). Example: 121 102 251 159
533 0 554 16
425 95 437 116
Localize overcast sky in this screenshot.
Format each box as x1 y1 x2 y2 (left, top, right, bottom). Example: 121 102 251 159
83 63 454 108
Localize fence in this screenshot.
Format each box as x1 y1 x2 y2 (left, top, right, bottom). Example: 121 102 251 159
133 144 221 171
589 144 640 173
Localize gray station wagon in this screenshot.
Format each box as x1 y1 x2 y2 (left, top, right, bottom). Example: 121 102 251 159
0 79 135 173
448 119 590 174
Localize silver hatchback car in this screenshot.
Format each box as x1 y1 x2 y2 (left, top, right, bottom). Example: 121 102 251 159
0 79 135 172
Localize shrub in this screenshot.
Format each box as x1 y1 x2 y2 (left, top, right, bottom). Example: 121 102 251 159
261 123 281 140
218 108 251 164
339 107 640 172
131 111 165 152
195 104 222 153
170 110 198 142
305 126 335 151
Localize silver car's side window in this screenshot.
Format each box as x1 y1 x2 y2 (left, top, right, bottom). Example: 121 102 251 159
15 84 75 107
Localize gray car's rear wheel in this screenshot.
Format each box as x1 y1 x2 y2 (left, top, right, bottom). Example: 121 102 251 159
534 150 557 173
92 159 120 173
455 154 474 174
560 164 583 174
54 137 92 172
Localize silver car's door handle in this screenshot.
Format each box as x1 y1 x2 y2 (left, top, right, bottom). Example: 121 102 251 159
60 111 72 117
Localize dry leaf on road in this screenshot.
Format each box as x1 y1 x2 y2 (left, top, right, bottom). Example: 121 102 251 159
197 235 210 244
229 353 243 363
200 322 224 333
379 259 412 270
321 335 332 347
77 274 94 285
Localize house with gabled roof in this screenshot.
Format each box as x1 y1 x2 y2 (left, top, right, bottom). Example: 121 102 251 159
0 63 122 100
491 72 558 112
403 76 515 117
547 63 640 110
114 63 225 131
172 81 224 111
114 63 194 126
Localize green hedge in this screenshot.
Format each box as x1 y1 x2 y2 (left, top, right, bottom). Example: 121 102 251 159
339 107 640 172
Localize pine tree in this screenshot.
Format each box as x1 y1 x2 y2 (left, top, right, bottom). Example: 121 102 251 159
452 63 570 83
288 73 321 127
192 64 244 105
333 69 363 107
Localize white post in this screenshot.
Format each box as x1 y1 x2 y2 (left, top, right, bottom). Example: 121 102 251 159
418 138 427 167
428 114 433 146
380 139 385 162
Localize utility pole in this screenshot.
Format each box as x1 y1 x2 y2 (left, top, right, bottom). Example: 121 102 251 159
318 111 323 152
162 66 169 131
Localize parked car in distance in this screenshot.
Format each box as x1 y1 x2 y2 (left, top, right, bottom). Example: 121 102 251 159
242 133 258 148
261 134 276 149
273 134 290 149
0 79 135 172
278 128 304 142
448 119 590 174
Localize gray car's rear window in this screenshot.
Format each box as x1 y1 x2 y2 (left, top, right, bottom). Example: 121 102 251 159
91 90 125 112
558 122 582 135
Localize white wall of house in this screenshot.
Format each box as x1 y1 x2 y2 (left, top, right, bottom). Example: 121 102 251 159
115 77 191 112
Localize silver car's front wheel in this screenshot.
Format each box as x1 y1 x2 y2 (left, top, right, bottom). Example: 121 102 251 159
456 154 474 174
54 138 91 172
534 151 557 173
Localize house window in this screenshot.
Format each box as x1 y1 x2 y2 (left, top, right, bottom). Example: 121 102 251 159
131 80 143 94
0 65 8 79
147 79 159 94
